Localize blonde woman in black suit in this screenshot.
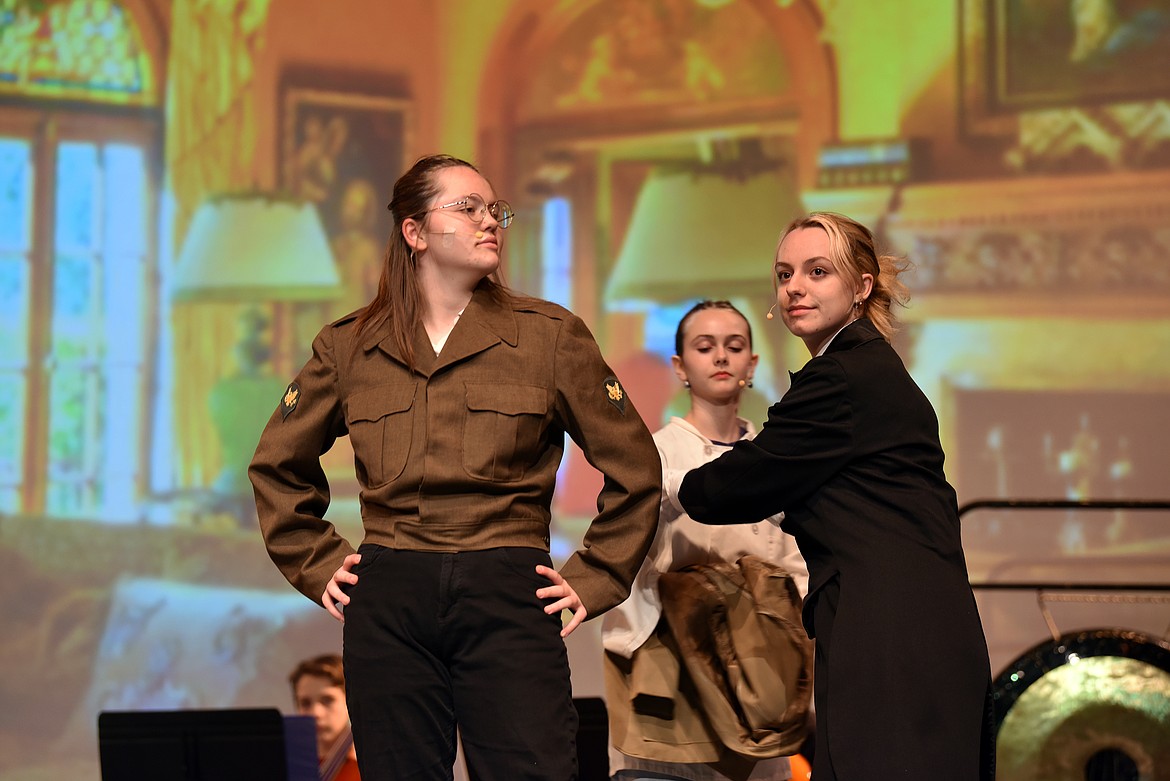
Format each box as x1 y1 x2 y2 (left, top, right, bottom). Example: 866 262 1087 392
675 213 994 780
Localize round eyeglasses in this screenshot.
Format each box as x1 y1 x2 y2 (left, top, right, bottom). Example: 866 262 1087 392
421 193 515 229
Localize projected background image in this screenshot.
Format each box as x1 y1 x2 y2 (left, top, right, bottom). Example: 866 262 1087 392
1 1 1169 779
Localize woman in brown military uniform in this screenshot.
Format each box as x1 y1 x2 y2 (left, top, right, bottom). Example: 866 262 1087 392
249 154 662 781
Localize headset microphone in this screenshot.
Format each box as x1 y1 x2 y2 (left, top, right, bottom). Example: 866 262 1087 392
424 226 483 238
422 226 490 248
766 303 778 320
738 379 746 388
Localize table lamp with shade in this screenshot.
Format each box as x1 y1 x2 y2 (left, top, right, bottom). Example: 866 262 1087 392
604 166 798 306
171 194 341 520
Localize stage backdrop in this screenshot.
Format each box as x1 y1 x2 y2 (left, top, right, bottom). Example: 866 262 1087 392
0 1 1168 780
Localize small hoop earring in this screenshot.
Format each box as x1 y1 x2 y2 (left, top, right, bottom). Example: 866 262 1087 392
746 379 753 388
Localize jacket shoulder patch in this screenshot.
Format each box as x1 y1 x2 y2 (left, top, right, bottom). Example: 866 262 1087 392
603 375 626 414
280 382 300 419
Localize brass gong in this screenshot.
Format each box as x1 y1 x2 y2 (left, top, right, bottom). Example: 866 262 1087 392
993 628 1170 781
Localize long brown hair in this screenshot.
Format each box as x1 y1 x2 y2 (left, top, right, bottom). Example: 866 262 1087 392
353 154 506 369
776 212 910 342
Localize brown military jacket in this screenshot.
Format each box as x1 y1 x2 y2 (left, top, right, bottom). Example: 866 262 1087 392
249 284 662 616
606 556 812 768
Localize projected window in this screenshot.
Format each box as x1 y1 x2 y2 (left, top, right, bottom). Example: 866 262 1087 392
0 116 158 520
0 129 155 519
47 142 150 517
540 197 572 307
0 139 32 512
0 1 158 520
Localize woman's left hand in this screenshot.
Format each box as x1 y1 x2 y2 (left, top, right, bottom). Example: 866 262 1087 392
535 565 588 638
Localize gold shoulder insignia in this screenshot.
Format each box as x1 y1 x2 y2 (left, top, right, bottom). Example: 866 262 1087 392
281 382 300 419
603 375 626 414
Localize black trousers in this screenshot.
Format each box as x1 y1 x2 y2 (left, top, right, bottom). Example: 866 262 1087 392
343 545 578 781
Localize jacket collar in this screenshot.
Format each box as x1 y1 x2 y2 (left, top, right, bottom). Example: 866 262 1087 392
788 319 883 385
431 284 518 374
822 317 883 356
669 415 755 443
362 283 518 374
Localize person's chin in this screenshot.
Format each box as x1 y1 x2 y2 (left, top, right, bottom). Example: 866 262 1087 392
468 255 500 275
784 317 817 336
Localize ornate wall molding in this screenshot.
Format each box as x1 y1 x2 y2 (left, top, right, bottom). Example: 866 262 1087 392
877 170 1170 306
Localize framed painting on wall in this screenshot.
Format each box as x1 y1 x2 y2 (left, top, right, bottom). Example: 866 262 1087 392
960 0 1170 134
279 71 412 494
280 71 412 321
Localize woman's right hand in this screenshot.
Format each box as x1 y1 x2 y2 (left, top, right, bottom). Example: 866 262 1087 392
322 552 362 622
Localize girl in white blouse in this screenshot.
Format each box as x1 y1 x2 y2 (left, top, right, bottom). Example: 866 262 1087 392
602 300 809 781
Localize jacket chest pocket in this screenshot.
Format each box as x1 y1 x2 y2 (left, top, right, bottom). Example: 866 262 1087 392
463 383 548 482
346 384 416 487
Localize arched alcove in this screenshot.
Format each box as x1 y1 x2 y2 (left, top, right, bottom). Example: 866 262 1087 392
478 0 835 194
0 0 165 107
473 0 837 516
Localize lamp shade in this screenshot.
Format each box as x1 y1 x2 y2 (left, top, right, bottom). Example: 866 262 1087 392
171 195 342 302
605 169 799 305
